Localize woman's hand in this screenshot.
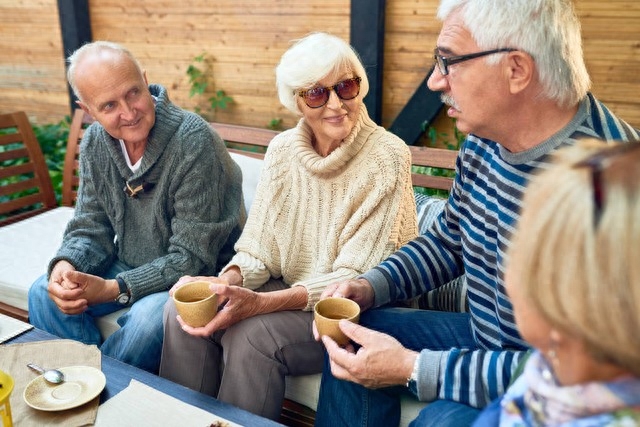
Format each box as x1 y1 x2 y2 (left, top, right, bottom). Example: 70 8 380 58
168 275 223 297
177 283 264 337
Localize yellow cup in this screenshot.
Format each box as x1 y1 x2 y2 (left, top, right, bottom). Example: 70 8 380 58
314 297 361 346
173 281 219 327
0 370 14 427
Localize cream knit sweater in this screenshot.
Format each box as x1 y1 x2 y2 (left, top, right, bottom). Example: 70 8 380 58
224 106 418 310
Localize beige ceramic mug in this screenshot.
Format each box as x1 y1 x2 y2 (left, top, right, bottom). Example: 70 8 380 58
172 281 219 327
314 297 361 346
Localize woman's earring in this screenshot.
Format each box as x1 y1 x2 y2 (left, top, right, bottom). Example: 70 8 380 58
542 332 561 382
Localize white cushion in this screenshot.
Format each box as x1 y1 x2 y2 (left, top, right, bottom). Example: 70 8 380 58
0 207 74 311
229 152 264 213
0 206 126 340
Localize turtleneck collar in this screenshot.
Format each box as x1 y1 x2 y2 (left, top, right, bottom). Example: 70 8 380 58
292 104 379 177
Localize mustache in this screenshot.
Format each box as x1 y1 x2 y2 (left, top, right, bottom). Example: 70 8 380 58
441 94 460 111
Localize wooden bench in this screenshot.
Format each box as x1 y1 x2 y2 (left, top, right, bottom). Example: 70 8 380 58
66 109 457 195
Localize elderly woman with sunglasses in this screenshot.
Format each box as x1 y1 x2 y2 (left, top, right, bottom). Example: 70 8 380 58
473 139 640 426
159 31 417 420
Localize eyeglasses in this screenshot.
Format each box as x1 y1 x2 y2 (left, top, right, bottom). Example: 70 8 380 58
433 48 517 76
573 142 640 226
296 77 362 108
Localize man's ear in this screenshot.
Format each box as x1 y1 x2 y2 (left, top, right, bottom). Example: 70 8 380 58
506 51 534 95
142 70 148 86
76 100 95 121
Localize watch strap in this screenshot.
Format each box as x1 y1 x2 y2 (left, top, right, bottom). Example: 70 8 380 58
116 276 128 294
115 276 131 305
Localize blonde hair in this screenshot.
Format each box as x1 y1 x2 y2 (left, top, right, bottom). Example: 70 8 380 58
508 138 640 375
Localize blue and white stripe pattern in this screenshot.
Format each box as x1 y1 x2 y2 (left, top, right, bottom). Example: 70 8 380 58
363 93 639 407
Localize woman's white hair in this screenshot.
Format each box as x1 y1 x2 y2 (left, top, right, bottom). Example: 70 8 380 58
275 32 369 115
67 41 143 103
437 0 591 108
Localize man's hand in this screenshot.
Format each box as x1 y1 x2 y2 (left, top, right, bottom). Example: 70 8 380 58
177 283 265 337
320 278 375 310
49 260 78 290
322 320 418 389
313 278 375 341
47 270 119 315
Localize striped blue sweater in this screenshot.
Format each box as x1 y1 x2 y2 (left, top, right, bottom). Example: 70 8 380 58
362 93 639 408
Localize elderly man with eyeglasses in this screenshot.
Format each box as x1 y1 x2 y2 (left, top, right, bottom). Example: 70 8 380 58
313 1 640 426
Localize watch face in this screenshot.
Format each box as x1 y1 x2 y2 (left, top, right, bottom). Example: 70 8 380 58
117 294 130 305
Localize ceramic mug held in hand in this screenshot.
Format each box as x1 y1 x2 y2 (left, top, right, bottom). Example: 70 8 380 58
314 297 360 346
172 281 219 327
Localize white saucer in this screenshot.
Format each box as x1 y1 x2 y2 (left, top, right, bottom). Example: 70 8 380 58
23 366 106 411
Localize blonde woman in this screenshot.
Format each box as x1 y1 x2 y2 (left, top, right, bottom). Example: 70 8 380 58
474 139 640 426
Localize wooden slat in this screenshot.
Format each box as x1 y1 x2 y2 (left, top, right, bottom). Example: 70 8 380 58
0 163 35 180
210 122 277 147
0 302 28 323
0 148 30 162
0 177 40 197
62 108 91 207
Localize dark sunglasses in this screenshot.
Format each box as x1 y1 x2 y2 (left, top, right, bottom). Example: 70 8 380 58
573 142 640 226
297 77 362 108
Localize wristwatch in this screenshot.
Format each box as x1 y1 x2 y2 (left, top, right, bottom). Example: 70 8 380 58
406 353 421 396
115 277 131 305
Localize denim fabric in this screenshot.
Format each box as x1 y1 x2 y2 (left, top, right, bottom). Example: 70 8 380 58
315 307 479 427
27 260 166 373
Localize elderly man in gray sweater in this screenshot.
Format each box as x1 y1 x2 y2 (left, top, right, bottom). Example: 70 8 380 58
27 41 244 373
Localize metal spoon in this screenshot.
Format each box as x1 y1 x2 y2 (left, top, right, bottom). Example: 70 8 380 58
27 363 65 384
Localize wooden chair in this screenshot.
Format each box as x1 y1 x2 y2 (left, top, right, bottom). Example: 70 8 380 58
0 111 57 227
62 108 93 207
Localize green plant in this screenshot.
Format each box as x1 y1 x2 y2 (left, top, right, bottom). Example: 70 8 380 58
32 117 70 203
186 53 233 120
267 118 283 131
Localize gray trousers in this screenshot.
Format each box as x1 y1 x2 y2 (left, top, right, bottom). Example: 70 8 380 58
159 279 324 420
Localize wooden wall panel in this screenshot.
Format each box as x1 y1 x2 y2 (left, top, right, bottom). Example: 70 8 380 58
0 0 638 132
0 0 69 125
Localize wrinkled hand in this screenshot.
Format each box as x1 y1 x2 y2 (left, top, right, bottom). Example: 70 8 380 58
320 278 375 311
322 320 417 389
313 278 375 341
49 260 78 290
177 283 266 337
47 270 113 315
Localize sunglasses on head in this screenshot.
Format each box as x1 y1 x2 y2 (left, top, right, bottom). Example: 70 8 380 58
573 142 640 227
296 77 362 108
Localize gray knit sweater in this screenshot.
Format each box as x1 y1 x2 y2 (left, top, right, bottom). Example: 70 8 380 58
50 84 244 302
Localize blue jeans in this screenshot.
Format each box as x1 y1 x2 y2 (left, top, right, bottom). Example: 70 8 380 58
315 307 481 427
27 261 167 373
